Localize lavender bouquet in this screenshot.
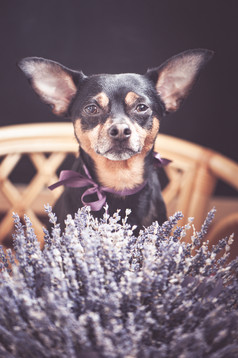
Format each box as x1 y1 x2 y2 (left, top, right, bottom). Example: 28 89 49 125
0 206 237 358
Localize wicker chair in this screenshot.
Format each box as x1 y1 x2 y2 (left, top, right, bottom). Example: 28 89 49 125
0 123 238 252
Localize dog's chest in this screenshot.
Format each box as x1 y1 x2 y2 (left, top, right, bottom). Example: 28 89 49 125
94 154 146 191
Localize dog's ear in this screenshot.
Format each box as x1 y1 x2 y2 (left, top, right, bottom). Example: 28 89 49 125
146 49 214 114
18 57 86 116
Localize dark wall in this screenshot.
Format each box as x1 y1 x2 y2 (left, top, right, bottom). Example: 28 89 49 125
1 0 238 195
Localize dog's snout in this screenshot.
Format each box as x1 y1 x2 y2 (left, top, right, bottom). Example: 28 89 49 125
108 123 131 140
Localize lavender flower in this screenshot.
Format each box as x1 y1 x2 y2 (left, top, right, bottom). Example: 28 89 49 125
0 207 237 358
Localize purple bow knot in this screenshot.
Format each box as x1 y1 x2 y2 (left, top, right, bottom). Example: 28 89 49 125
49 152 171 211
49 166 108 211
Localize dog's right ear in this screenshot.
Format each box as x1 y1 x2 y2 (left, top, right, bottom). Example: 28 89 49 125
18 57 86 116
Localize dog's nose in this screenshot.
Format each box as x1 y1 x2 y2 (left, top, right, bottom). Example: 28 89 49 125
108 123 131 140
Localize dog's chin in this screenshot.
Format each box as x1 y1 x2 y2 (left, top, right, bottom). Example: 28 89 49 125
98 148 139 161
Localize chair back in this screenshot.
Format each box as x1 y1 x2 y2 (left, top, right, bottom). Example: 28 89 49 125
0 123 237 249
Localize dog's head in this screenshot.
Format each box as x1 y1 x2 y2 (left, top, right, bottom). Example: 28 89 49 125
19 49 213 161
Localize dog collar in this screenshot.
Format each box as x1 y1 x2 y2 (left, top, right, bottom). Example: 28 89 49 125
48 152 171 212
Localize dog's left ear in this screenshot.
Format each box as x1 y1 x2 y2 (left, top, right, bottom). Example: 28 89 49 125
18 57 86 116
146 49 214 114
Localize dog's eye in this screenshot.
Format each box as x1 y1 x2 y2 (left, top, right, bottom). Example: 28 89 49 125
84 105 99 115
136 104 149 112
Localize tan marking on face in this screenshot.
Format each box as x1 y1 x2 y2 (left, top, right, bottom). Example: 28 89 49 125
142 116 160 153
131 116 160 155
125 91 140 106
74 119 101 153
93 92 109 109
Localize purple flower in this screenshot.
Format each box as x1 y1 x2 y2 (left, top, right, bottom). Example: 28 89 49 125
0 207 237 357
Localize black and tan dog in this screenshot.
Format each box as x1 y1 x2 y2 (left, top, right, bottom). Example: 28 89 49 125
19 49 213 231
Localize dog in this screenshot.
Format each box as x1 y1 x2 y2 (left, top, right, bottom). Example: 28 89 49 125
18 49 213 232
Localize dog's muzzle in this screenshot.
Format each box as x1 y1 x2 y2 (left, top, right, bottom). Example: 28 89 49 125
95 120 143 161
103 122 138 160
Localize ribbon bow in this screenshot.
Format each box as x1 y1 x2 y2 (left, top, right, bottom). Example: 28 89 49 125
49 152 171 211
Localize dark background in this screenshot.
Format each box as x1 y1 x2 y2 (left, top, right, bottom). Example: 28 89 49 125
1 0 238 195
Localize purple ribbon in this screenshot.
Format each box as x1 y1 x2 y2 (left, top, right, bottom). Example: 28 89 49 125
49 152 171 211
153 152 172 167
